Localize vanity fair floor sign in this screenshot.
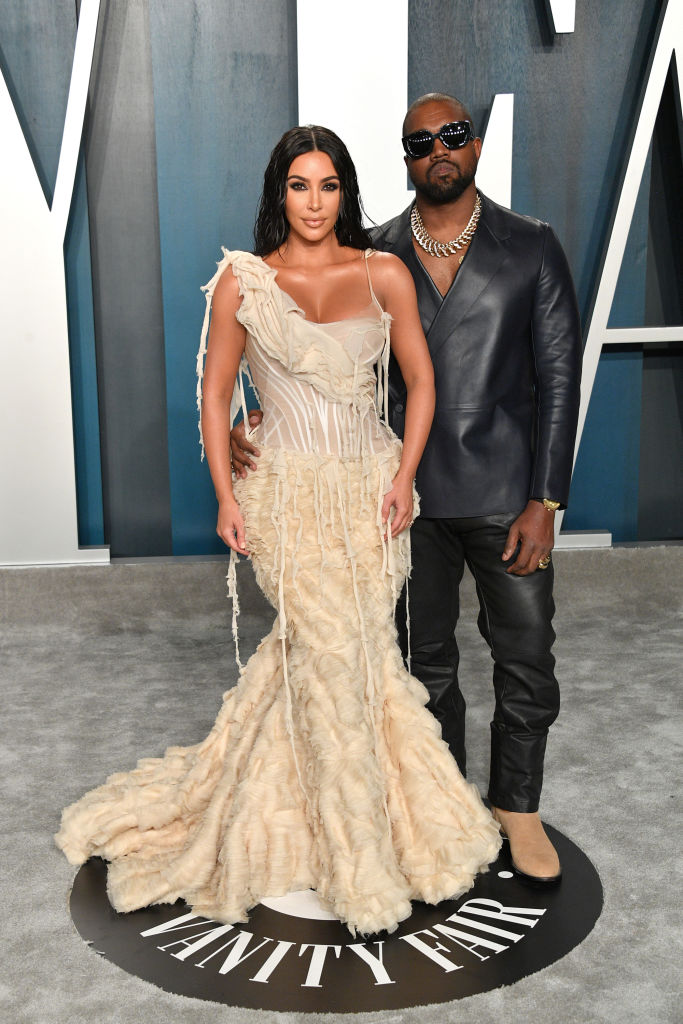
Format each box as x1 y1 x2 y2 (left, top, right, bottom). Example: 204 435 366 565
69 825 602 1012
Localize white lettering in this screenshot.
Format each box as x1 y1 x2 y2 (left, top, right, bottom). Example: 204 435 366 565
399 929 462 973
298 0 516 217
476 94 514 209
193 930 272 974
458 898 546 928
563 0 683 537
548 0 576 34
297 0 411 223
140 911 208 937
433 922 507 960
160 924 235 961
348 942 395 986
0 0 109 566
250 940 295 984
446 911 528 943
298 944 342 987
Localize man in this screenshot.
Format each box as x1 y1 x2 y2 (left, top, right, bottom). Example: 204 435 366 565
377 92 581 883
232 93 582 884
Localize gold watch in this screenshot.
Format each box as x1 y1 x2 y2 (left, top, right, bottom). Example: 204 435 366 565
541 498 561 512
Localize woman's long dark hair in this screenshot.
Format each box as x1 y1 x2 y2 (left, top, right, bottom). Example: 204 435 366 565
253 125 373 256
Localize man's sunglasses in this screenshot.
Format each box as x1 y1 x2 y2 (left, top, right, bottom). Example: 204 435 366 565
402 120 475 159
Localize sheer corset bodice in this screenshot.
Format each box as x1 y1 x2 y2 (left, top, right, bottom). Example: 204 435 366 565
196 248 398 463
245 306 395 459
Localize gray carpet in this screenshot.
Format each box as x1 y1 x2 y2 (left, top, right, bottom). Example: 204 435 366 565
1 547 681 1023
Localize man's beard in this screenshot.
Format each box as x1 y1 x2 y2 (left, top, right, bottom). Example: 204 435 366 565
414 160 475 204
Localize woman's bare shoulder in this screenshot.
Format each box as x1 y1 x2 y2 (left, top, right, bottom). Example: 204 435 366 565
212 263 243 314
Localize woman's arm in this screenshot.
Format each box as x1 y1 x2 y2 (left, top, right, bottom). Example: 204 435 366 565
201 269 250 554
371 253 435 536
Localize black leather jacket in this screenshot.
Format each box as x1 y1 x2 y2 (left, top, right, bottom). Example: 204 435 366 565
371 192 582 518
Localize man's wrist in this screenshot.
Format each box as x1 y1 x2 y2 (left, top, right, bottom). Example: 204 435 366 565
531 497 561 512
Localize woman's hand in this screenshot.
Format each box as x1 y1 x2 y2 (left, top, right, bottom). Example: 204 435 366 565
382 473 415 538
216 497 249 555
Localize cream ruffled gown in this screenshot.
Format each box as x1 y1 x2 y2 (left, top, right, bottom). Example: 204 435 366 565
56 249 501 936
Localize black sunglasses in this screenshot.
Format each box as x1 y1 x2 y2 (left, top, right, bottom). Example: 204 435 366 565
402 120 475 159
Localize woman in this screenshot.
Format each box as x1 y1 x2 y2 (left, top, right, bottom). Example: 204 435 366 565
56 126 500 936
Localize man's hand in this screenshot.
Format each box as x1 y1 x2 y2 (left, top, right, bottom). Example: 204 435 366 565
502 500 555 575
230 410 263 478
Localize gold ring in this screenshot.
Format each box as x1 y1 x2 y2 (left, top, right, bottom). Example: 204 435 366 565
538 555 551 569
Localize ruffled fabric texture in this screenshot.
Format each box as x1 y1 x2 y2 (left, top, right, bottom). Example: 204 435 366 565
224 249 381 407
56 249 501 936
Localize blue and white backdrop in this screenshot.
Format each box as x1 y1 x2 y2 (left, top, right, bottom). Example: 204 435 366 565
1 0 681 563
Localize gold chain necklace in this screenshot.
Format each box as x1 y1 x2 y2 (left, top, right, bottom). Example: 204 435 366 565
411 193 482 259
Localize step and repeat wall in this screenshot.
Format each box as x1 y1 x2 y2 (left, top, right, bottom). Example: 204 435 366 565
1 0 681 560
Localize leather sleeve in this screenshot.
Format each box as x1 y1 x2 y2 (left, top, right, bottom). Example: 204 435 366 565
528 225 582 508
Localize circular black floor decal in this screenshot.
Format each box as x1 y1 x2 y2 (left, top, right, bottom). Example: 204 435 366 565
69 825 602 1012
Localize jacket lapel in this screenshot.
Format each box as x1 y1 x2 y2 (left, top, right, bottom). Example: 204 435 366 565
423 193 511 357
378 205 442 337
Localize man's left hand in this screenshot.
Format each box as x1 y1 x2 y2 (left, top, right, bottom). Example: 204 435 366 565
502 500 555 575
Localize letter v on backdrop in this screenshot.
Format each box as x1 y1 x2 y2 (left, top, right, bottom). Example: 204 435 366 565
0 0 108 566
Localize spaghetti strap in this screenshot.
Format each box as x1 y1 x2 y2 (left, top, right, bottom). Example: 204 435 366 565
364 248 382 314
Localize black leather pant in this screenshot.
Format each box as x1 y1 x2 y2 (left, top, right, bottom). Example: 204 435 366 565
396 513 559 813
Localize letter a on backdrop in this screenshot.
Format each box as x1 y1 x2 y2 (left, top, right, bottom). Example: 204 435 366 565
561 0 683 535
